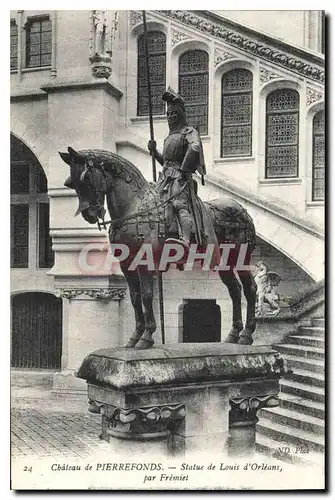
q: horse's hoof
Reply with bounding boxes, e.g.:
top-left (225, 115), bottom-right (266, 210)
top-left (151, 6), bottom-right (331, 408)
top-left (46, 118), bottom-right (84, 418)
top-left (124, 336), bottom-right (141, 348)
top-left (135, 338), bottom-right (154, 350)
top-left (224, 334), bottom-right (239, 344)
top-left (237, 335), bottom-right (253, 346)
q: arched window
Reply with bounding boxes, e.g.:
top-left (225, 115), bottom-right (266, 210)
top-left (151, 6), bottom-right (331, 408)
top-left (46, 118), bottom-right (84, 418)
top-left (265, 89), bottom-right (300, 178)
top-left (137, 31), bottom-right (166, 116)
top-left (312, 110), bottom-right (325, 201)
top-left (10, 135), bottom-right (54, 269)
top-left (179, 50), bottom-right (209, 135)
top-left (221, 69), bottom-right (253, 157)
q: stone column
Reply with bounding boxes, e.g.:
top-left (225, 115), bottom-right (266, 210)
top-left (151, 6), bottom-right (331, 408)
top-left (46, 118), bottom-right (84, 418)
top-left (228, 395), bottom-right (279, 457)
top-left (52, 284), bottom-right (127, 397)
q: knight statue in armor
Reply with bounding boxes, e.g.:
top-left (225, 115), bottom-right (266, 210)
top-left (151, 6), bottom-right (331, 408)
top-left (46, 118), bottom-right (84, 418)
top-left (148, 87), bottom-right (218, 254)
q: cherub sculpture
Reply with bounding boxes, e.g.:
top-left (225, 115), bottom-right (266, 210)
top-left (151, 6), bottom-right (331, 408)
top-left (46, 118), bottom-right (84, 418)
top-left (253, 260), bottom-right (281, 316)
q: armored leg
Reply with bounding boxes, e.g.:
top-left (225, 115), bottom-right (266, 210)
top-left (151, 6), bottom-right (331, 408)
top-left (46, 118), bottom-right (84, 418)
top-left (166, 180), bottom-right (192, 250)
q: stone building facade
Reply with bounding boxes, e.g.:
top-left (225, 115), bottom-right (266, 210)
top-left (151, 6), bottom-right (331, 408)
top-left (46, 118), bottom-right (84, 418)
top-left (10, 10), bottom-right (324, 394)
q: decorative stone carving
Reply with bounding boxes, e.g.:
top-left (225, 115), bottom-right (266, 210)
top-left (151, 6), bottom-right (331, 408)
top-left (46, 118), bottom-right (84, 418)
top-left (103, 404), bottom-right (186, 440)
top-left (89, 11), bottom-right (115, 79)
top-left (158, 10), bottom-right (324, 83)
top-left (253, 261), bottom-right (282, 317)
top-left (307, 87), bottom-right (324, 107)
top-left (228, 394), bottom-right (280, 456)
top-left (260, 66), bottom-right (281, 84)
top-left (129, 11), bottom-right (142, 27)
top-left (57, 289), bottom-right (83, 300)
top-left (92, 10), bottom-right (108, 55)
top-left (171, 29), bottom-right (191, 46)
top-left (214, 48), bottom-right (236, 65)
top-left (230, 395), bottom-right (280, 412)
top-left (56, 288), bottom-right (127, 301)
top-left (90, 57), bottom-right (112, 79)
top-left (84, 288), bottom-right (127, 300)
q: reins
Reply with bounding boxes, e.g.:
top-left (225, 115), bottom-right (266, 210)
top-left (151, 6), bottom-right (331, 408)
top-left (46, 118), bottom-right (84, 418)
top-left (96, 179), bottom-right (188, 232)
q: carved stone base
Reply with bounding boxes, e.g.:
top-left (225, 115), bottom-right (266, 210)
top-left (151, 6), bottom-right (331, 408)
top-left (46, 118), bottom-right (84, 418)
top-left (76, 343), bottom-right (286, 457)
top-left (89, 53), bottom-right (112, 79)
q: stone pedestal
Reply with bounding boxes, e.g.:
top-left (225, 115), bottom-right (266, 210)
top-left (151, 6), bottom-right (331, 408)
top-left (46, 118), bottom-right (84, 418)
top-left (77, 343), bottom-right (286, 457)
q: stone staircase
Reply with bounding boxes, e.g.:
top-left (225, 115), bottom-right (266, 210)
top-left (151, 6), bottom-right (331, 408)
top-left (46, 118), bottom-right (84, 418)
top-left (256, 317), bottom-right (325, 464)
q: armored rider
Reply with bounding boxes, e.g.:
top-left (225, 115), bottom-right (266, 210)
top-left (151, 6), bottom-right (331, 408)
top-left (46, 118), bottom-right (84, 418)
top-left (148, 87), bottom-right (212, 252)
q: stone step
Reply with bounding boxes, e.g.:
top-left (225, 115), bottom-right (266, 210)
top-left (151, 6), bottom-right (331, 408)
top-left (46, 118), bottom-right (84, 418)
top-left (280, 379), bottom-right (325, 403)
top-left (312, 318), bottom-right (325, 327)
top-left (286, 367), bottom-right (324, 388)
top-left (298, 326), bottom-right (325, 337)
top-left (255, 434), bottom-right (324, 466)
top-left (256, 417), bottom-right (325, 453)
top-left (284, 354), bottom-right (324, 375)
top-left (275, 344), bottom-right (324, 360)
top-left (287, 335), bottom-right (324, 349)
top-left (11, 369), bottom-right (55, 389)
top-left (259, 406), bottom-right (324, 435)
top-left (279, 392), bottom-right (325, 420)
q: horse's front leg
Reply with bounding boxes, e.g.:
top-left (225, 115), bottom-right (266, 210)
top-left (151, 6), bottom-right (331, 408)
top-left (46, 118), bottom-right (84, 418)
top-left (121, 265), bottom-right (145, 348)
top-left (219, 270), bottom-right (243, 343)
top-left (136, 270), bottom-right (156, 350)
top-left (236, 271), bottom-right (257, 345)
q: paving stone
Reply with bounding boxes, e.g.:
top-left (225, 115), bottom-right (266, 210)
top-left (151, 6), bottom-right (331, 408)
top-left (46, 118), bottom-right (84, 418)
top-left (11, 404), bottom-right (108, 459)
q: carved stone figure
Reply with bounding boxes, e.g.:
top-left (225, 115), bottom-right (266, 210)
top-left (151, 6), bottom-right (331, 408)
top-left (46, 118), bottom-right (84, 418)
top-left (93, 10), bottom-right (106, 55)
top-left (253, 260), bottom-right (282, 316)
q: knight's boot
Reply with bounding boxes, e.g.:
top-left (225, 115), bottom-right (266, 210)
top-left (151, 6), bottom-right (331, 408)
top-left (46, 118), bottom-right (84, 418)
top-left (166, 210), bottom-right (192, 252)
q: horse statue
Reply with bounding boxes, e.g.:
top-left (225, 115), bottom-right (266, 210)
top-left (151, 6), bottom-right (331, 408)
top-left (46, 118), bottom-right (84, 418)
top-left (59, 147), bottom-right (258, 348)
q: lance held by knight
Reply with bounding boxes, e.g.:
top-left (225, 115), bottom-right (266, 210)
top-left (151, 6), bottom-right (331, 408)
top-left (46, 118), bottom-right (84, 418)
top-left (148, 87), bottom-right (219, 263)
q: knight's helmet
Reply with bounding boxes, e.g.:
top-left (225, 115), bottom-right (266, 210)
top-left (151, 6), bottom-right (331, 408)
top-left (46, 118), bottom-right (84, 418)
top-left (162, 86), bottom-right (187, 124)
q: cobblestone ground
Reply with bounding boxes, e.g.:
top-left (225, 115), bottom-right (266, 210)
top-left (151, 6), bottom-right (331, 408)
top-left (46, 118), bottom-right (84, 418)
top-left (11, 391), bottom-right (111, 459)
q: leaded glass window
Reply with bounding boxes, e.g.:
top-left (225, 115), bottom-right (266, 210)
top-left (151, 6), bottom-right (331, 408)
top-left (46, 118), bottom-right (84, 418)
top-left (10, 20), bottom-right (18, 71)
top-left (265, 89), bottom-right (299, 178)
top-left (179, 50), bottom-right (209, 135)
top-left (221, 69), bottom-right (253, 157)
top-left (26, 17), bottom-right (52, 68)
top-left (10, 135), bottom-right (54, 269)
top-left (137, 31), bottom-right (166, 116)
top-left (312, 110), bottom-right (325, 201)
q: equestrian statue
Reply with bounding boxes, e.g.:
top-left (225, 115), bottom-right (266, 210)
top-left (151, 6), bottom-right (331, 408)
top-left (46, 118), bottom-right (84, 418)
top-left (60, 87), bottom-right (258, 349)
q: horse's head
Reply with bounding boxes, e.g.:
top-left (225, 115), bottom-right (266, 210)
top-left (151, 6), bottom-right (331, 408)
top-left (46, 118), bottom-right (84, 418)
top-left (59, 147), bottom-right (107, 225)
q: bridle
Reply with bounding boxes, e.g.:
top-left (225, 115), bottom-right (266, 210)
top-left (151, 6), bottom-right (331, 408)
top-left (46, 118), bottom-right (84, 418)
top-left (79, 154), bottom-right (109, 230)
top-left (79, 154), bottom-right (189, 232)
